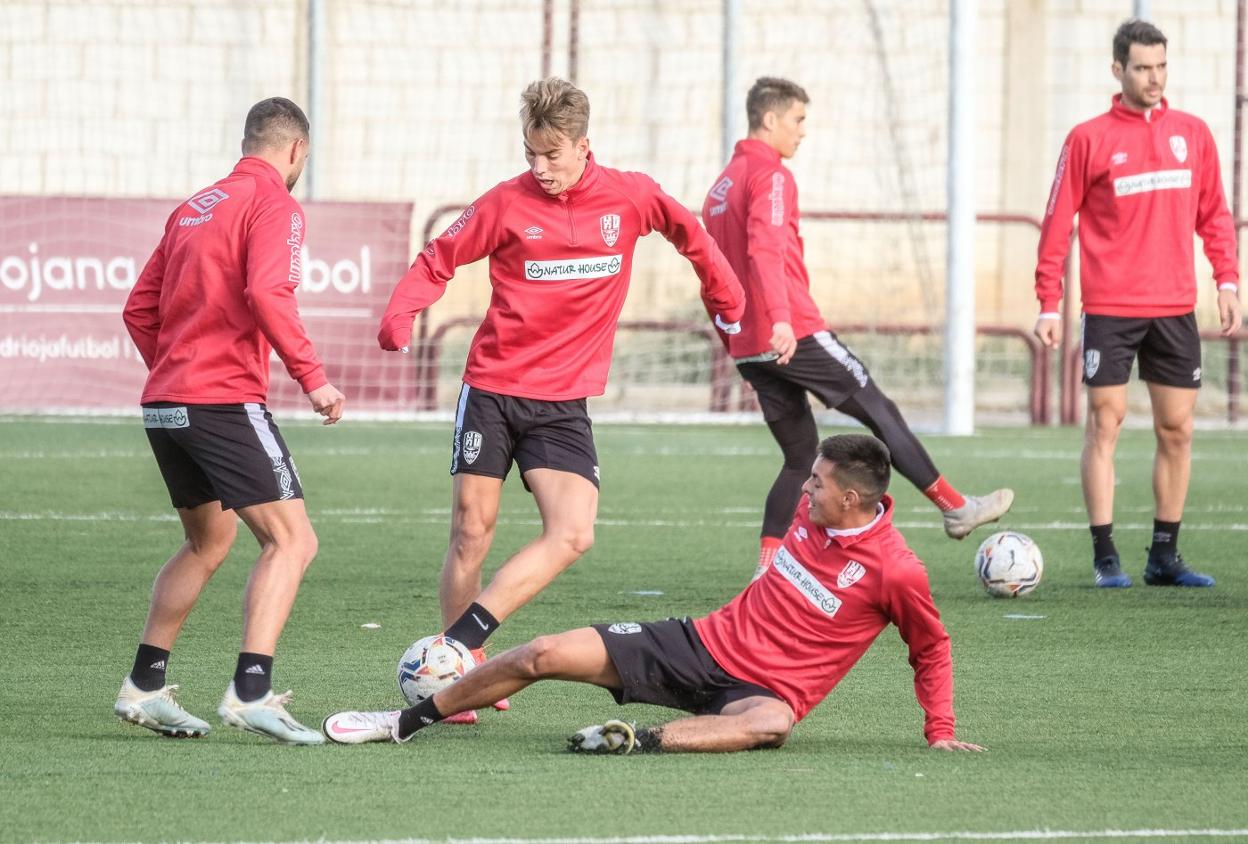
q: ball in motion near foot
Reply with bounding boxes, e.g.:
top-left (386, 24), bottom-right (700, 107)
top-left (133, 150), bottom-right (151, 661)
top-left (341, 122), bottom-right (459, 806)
top-left (398, 634), bottom-right (477, 705)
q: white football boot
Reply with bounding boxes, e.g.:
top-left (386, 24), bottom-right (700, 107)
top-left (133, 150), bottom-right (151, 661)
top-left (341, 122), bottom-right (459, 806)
top-left (942, 488), bottom-right (1015, 540)
top-left (322, 709), bottom-right (405, 744)
top-left (217, 682), bottom-right (324, 745)
top-left (114, 677), bottom-right (210, 738)
top-left (567, 719), bottom-right (636, 754)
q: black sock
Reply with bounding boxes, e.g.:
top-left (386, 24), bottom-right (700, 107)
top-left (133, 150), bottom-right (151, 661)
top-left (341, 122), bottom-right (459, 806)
top-left (397, 697), bottom-right (444, 739)
top-left (444, 602), bottom-right (499, 650)
top-left (130, 643), bottom-right (171, 692)
top-left (635, 726), bottom-right (664, 753)
top-left (234, 652), bottom-right (273, 702)
top-left (1090, 523), bottom-right (1117, 561)
top-left (1151, 519), bottom-right (1181, 556)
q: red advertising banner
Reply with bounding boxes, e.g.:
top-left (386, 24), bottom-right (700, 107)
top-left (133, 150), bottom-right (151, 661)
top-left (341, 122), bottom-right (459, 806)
top-left (0, 196), bottom-right (415, 414)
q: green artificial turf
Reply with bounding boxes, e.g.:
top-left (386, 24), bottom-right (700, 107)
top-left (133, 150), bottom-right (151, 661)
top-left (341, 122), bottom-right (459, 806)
top-left (1, 418), bottom-right (1245, 842)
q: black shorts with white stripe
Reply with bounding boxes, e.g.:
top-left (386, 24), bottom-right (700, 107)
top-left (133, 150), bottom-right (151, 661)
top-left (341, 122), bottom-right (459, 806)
top-left (735, 330), bottom-right (874, 422)
top-left (142, 402), bottom-right (304, 511)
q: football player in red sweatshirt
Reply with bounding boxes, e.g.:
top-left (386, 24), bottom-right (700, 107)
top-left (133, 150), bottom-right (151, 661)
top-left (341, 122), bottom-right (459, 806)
top-left (116, 98), bottom-right (345, 744)
top-left (1034, 20), bottom-right (1241, 589)
top-left (377, 78), bottom-right (745, 721)
top-left (324, 434), bottom-right (984, 755)
top-left (703, 77), bottom-right (1013, 581)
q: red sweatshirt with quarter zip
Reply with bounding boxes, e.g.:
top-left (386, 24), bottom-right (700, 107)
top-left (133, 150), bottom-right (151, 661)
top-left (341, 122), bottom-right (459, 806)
top-left (123, 157), bottom-right (327, 404)
top-left (379, 153), bottom-right (746, 401)
top-left (702, 139), bottom-right (827, 358)
top-left (1035, 96), bottom-right (1238, 317)
top-left (694, 495), bottom-right (956, 743)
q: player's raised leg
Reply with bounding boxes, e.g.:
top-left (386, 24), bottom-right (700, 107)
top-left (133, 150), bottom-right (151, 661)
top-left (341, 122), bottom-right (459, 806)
top-left (836, 382), bottom-right (1014, 540)
top-left (1082, 384), bottom-right (1132, 587)
top-left (115, 501), bottom-right (236, 738)
top-left (324, 627), bottom-right (619, 744)
top-left (217, 498), bottom-right (324, 745)
top-left (1143, 383), bottom-right (1213, 586)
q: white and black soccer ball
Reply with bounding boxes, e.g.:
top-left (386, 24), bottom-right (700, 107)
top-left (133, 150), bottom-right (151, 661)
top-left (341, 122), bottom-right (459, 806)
top-left (974, 531), bottom-right (1043, 598)
top-left (397, 634), bottom-right (477, 705)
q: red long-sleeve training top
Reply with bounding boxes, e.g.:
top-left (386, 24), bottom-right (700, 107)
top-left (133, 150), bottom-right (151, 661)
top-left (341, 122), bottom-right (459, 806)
top-left (123, 157), bottom-right (327, 404)
top-left (379, 153), bottom-right (746, 401)
top-left (702, 139), bottom-right (826, 358)
top-left (1035, 96), bottom-right (1238, 317)
top-left (695, 495), bottom-right (957, 744)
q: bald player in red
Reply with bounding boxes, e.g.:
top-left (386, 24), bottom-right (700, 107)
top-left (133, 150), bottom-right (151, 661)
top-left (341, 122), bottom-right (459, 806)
top-left (324, 434), bottom-right (984, 756)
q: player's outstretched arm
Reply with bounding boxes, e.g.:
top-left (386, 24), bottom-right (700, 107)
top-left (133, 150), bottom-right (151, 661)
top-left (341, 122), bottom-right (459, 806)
top-left (930, 738), bottom-right (986, 752)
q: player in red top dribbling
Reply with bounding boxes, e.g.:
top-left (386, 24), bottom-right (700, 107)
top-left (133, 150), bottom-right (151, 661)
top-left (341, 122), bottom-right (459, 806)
top-left (324, 434), bottom-right (984, 754)
top-left (377, 78), bottom-right (745, 721)
top-left (116, 98), bottom-right (345, 745)
top-left (1033, 20), bottom-right (1241, 589)
top-left (702, 77), bottom-right (1013, 580)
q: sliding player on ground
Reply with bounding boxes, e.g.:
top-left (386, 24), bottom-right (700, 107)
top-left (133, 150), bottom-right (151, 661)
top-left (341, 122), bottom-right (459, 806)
top-left (324, 435), bottom-right (984, 755)
top-left (377, 78), bottom-right (745, 722)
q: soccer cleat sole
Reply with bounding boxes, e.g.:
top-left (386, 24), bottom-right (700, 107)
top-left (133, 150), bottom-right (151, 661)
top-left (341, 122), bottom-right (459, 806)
top-left (116, 710), bottom-right (208, 739)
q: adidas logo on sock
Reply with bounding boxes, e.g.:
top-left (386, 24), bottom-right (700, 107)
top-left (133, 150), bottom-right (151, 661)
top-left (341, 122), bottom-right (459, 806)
top-left (244, 664), bottom-right (266, 675)
top-left (150, 660), bottom-right (167, 670)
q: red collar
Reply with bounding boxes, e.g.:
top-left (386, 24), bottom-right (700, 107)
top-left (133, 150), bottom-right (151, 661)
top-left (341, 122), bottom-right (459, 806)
top-left (735, 138), bottom-right (782, 162)
top-left (524, 151), bottom-right (601, 199)
top-left (232, 156), bottom-right (289, 190)
top-left (1110, 93), bottom-right (1168, 123)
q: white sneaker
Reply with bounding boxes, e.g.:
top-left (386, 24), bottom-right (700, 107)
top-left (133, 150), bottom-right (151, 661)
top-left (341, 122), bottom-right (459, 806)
top-left (322, 709), bottom-right (404, 744)
top-left (217, 682), bottom-right (324, 745)
top-left (943, 489), bottom-right (1015, 540)
top-left (567, 719), bottom-right (636, 754)
top-left (114, 677), bottom-right (210, 738)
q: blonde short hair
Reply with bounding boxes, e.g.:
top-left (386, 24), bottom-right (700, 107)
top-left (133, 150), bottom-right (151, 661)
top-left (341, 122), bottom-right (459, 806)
top-left (520, 78), bottom-right (590, 142)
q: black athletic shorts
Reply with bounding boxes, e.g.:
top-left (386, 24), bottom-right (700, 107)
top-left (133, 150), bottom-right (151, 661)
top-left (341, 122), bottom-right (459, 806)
top-left (450, 383), bottom-right (599, 489)
top-left (735, 330), bottom-right (873, 422)
top-left (593, 617), bottom-right (782, 714)
top-left (1081, 312), bottom-right (1202, 388)
top-left (143, 402), bottom-right (303, 511)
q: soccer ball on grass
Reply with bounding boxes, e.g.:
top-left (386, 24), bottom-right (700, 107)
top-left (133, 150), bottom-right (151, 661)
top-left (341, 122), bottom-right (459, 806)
top-left (398, 634), bottom-right (477, 705)
top-left (974, 531), bottom-right (1043, 598)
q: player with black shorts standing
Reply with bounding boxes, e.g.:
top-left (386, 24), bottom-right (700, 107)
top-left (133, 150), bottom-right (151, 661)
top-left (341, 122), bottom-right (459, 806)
top-left (376, 78), bottom-right (745, 723)
top-left (1034, 20), bottom-right (1241, 588)
top-left (323, 434), bottom-right (984, 755)
top-left (703, 77), bottom-right (1014, 580)
top-left (116, 98), bottom-right (344, 744)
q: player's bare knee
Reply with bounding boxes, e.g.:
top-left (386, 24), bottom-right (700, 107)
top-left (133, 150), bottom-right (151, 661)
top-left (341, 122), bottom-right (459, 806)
top-left (515, 635), bottom-right (563, 679)
top-left (1154, 416), bottom-right (1193, 450)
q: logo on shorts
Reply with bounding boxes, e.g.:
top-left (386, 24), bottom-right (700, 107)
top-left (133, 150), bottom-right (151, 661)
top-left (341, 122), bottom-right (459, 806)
top-left (1193, 367), bottom-right (1201, 381)
top-left (272, 456), bottom-right (295, 500)
top-left (600, 214), bottom-right (621, 247)
top-left (593, 465), bottom-right (601, 482)
top-left (608, 622), bottom-right (642, 635)
top-left (142, 407), bottom-right (189, 429)
top-left (1084, 349), bottom-right (1101, 379)
top-left (462, 431), bottom-right (482, 464)
top-left (1169, 135), bottom-right (1188, 163)
top-left (837, 560), bottom-right (867, 589)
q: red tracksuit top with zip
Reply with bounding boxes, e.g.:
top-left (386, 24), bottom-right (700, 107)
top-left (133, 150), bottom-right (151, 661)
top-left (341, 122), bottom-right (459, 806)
top-left (379, 153), bottom-right (746, 401)
top-left (702, 139), bottom-right (826, 358)
top-left (694, 495), bottom-right (956, 743)
top-left (123, 157), bottom-right (327, 404)
top-left (1035, 96), bottom-right (1238, 317)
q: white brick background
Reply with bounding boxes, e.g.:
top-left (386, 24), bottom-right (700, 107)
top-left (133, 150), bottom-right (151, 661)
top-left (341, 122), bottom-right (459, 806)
top-left (0, 0), bottom-right (1241, 328)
